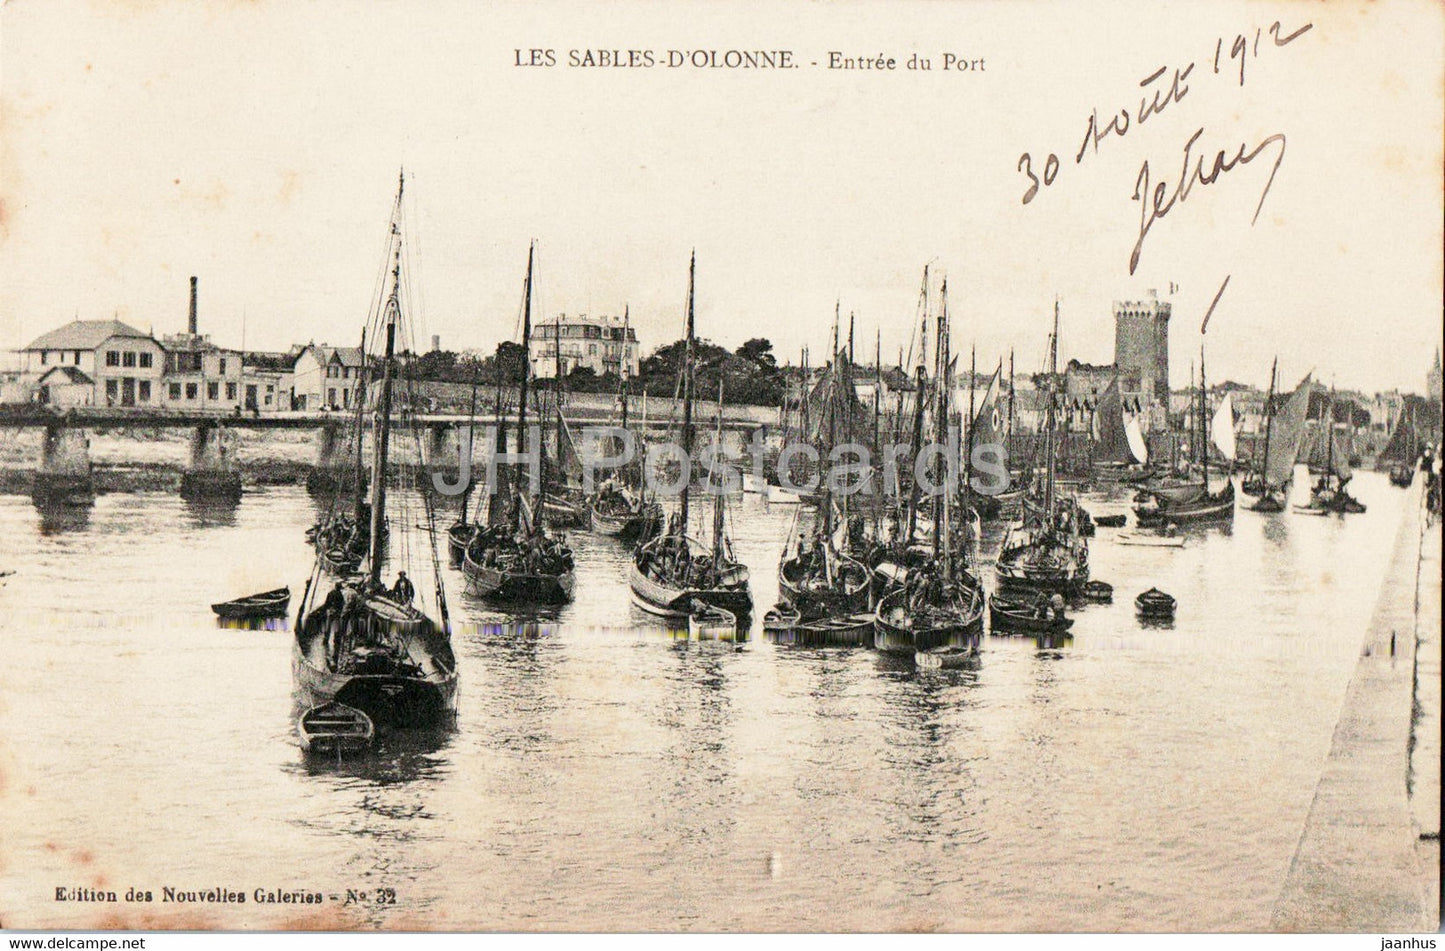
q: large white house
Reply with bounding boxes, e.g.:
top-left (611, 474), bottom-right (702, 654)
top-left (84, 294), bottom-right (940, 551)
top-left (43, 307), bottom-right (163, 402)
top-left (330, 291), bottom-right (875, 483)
top-left (18, 319), bottom-right (167, 408)
top-left (531, 313), bottom-right (639, 380)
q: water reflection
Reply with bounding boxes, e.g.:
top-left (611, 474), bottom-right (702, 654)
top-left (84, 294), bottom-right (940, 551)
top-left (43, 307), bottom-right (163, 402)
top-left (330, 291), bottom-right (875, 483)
top-left (185, 497), bottom-right (240, 528)
top-left (34, 500), bottom-right (91, 534)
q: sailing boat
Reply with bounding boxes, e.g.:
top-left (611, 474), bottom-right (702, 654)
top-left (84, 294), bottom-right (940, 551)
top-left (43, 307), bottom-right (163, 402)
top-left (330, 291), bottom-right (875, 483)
top-left (873, 275), bottom-right (986, 654)
top-left (1091, 375), bottom-right (1151, 480)
top-left (587, 307), bottom-right (663, 542)
top-left (1298, 387), bottom-right (1366, 515)
top-left (1381, 403), bottom-right (1421, 488)
top-left (776, 311), bottom-right (871, 619)
top-left (1244, 366), bottom-right (1312, 512)
top-left (628, 253), bottom-right (753, 619)
top-left (995, 301), bottom-right (1091, 594)
top-left (460, 244), bottom-right (579, 603)
top-left (539, 317), bottom-right (588, 528)
top-left (293, 176), bottom-right (458, 733)
top-left (1133, 346), bottom-right (1235, 526)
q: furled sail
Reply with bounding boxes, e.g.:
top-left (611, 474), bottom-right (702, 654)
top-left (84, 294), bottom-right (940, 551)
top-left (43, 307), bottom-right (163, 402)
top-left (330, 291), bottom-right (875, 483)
top-left (1210, 392), bottom-right (1237, 461)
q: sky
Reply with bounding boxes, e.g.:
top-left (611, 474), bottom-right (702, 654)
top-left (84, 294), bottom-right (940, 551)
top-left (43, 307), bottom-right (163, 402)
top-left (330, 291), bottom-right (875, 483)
top-left (0, 0), bottom-right (1441, 395)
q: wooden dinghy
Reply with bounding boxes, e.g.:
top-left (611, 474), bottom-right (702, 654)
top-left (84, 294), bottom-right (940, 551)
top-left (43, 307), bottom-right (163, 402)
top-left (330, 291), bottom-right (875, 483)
top-left (1093, 514), bottom-right (1128, 528)
top-left (762, 602), bottom-right (802, 634)
top-left (915, 645), bottom-right (976, 669)
top-left (988, 591), bottom-right (1074, 634)
top-left (211, 586), bottom-right (291, 619)
top-left (686, 598), bottom-right (738, 640)
top-left (298, 702), bottom-right (375, 757)
top-left (1081, 580), bottom-right (1113, 603)
top-left (1134, 587), bottom-right (1177, 620)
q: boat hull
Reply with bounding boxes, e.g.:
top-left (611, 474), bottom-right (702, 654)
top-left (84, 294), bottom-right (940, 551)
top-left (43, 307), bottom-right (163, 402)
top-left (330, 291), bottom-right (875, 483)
top-left (872, 586), bottom-right (984, 654)
top-left (461, 552), bottom-right (576, 604)
top-left (627, 561), bottom-right (752, 619)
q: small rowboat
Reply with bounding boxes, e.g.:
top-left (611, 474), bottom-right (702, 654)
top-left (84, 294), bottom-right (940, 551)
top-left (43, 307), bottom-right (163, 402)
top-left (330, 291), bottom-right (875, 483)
top-left (1093, 514), bottom-right (1127, 528)
top-left (989, 592), bottom-right (1073, 634)
top-left (1135, 587), bottom-right (1177, 620)
top-left (298, 702), bottom-right (375, 757)
top-left (1082, 580), bottom-right (1114, 603)
top-left (687, 599), bottom-right (738, 640)
top-left (1116, 531), bottom-right (1184, 548)
top-left (762, 603), bottom-right (802, 634)
top-left (915, 645), bottom-right (975, 669)
top-left (211, 586), bottom-right (290, 619)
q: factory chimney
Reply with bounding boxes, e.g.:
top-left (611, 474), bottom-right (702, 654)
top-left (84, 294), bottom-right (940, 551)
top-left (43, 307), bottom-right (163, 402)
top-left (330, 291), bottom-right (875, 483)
top-left (188, 276), bottom-right (198, 336)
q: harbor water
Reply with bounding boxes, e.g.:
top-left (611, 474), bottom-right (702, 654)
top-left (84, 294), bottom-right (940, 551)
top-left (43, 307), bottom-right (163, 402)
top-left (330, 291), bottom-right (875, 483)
top-left (0, 469), bottom-right (1416, 930)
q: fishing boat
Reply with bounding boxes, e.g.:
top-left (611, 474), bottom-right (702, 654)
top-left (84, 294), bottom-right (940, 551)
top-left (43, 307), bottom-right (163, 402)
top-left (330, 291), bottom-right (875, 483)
top-left (915, 645), bottom-right (975, 669)
top-left (1297, 387), bottom-right (1366, 515)
top-left (686, 599), bottom-right (738, 640)
top-left (461, 244), bottom-right (578, 604)
top-left (1093, 513), bottom-right (1127, 528)
top-left (996, 301), bottom-right (1090, 595)
top-left (874, 575), bottom-right (985, 653)
top-left (1135, 587), bottom-right (1177, 620)
top-left (988, 590), bottom-right (1073, 634)
top-left (776, 315), bottom-right (877, 620)
top-left (212, 586), bottom-right (290, 619)
top-left (1244, 363), bottom-right (1312, 512)
top-left (873, 273), bottom-right (986, 654)
top-left (297, 702), bottom-right (375, 757)
top-left (1082, 580), bottom-right (1113, 602)
top-left (293, 176), bottom-right (459, 735)
top-left (587, 312), bottom-right (665, 544)
top-left (628, 254), bottom-right (753, 619)
top-left (1091, 375), bottom-right (1152, 483)
top-left (1380, 404), bottom-right (1422, 488)
top-left (1134, 346), bottom-right (1236, 527)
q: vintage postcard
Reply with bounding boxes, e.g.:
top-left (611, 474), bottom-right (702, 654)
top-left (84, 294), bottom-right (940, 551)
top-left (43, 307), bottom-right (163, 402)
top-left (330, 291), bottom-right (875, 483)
top-left (0, 0), bottom-right (1440, 936)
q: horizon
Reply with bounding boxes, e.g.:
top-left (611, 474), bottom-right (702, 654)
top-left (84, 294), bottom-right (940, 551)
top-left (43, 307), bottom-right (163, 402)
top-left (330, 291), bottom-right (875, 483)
top-left (1, 0), bottom-right (1440, 398)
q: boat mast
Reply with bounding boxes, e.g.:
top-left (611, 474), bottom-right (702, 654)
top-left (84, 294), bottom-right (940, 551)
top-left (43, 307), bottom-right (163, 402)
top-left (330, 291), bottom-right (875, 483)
top-left (367, 240), bottom-right (401, 588)
top-left (619, 306), bottom-right (630, 432)
top-left (966, 342), bottom-right (976, 500)
top-left (1045, 299), bottom-right (1059, 518)
top-left (352, 326), bottom-right (368, 526)
top-left (934, 280), bottom-right (949, 575)
top-left (713, 379), bottom-right (726, 566)
top-left (1259, 357), bottom-right (1277, 488)
top-left (1007, 348), bottom-right (1015, 478)
top-left (905, 282), bottom-right (929, 546)
top-left (1325, 385), bottom-right (1336, 483)
top-left (679, 252), bottom-right (696, 535)
top-left (1199, 344), bottom-right (1209, 492)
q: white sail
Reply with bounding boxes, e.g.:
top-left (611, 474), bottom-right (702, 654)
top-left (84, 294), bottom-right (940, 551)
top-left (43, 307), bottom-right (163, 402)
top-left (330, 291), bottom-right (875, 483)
top-left (1210, 393), bottom-right (1237, 461)
top-left (1125, 415), bottom-right (1149, 464)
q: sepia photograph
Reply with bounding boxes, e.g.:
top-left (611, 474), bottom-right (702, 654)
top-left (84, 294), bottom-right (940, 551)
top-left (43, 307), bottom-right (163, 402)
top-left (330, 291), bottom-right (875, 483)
top-left (0, 0), bottom-right (1440, 938)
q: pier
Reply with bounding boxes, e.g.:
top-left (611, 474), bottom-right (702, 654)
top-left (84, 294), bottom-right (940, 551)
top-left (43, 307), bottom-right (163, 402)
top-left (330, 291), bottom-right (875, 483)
top-left (1271, 478), bottom-right (1442, 932)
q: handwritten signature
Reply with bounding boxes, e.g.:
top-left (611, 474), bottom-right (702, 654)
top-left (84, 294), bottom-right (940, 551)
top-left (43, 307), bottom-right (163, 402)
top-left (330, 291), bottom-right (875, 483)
top-left (1129, 127), bottom-right (1286, 275)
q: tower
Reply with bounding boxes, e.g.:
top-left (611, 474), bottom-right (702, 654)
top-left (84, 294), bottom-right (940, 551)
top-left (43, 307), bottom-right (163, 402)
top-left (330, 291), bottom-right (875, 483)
top-left (1429, 346), bottom-right (1442, 403)
top-left (1113, 289), bottom-right (1171, 408)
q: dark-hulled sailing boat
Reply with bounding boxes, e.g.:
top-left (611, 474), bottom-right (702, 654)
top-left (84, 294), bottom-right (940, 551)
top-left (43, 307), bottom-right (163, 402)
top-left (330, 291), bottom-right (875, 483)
top-left (1298, 386), bottom-right (1366, 515)
top-left (588, 307), bottom-right (663, 543)
top-left (872, 275), bottom-right (986, 654)
top-left (293, 176), bottom-right (458, 733)
top-left (995, 301), bottom-right (1091, 594)
top-left (1243, 364), bottom-right (1312, 512)
top-left (776, 310), bottom-right (872, 620)
top-left (460, 244), bottom-right (578, 603)
top-left (628, 253), bottom-right (752, 619)
top-left (1133, 346), bottom-right (1235, 527)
